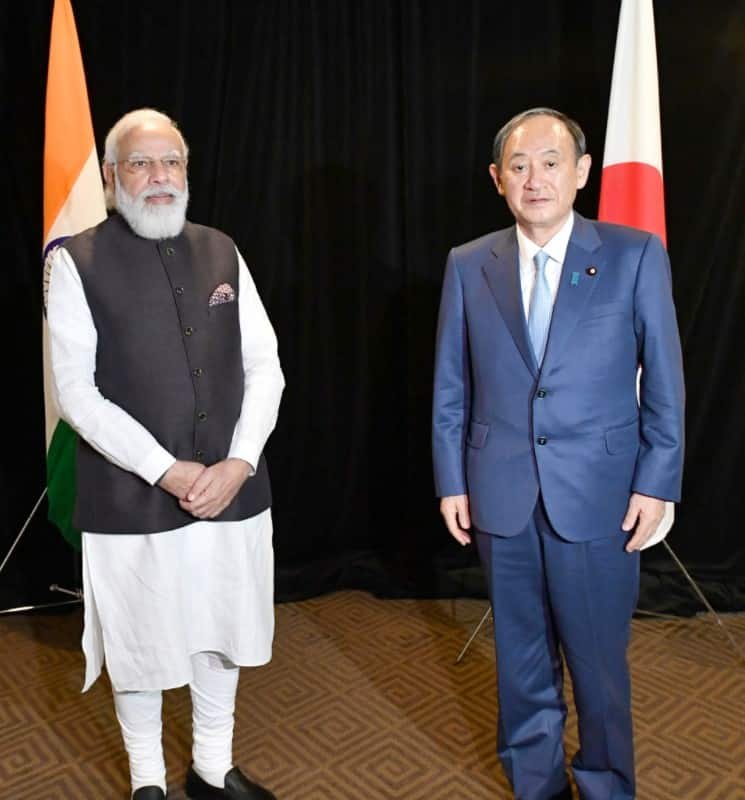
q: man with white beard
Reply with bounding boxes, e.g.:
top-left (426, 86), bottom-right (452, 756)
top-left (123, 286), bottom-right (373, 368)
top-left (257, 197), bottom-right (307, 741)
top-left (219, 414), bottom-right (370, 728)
top-left (46, 108), bottom-right (284, 800)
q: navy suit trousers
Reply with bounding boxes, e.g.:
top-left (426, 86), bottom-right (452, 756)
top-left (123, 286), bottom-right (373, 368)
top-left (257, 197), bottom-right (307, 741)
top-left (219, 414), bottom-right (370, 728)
top-left (476, 499), bottom-right (639, 800)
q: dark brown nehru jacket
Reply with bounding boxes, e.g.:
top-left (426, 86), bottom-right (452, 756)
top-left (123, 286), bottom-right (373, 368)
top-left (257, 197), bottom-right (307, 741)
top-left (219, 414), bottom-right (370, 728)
top-left (63, 214), bottom-right (272, 534)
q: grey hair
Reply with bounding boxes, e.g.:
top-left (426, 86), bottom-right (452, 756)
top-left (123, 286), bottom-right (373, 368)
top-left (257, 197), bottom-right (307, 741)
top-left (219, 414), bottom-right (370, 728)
top-left (492, 108), bottom-right (586, 168)
top-left (102, 108), bottom-right (189, 164)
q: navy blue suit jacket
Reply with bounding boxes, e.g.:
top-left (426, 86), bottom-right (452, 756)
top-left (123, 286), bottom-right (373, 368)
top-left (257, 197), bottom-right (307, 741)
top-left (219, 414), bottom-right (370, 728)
top-left (432, 213), bottom-right (685, 541)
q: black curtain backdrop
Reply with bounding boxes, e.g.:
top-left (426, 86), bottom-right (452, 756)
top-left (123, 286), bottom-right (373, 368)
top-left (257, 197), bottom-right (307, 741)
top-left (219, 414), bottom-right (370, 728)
top-left (2, 1), bottom-right (745, 613)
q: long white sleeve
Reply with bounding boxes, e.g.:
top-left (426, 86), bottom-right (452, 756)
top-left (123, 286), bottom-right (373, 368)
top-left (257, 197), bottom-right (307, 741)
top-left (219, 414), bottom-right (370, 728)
top-left (47, 248), bottom-right (176, 485)
top-left (227, 250), bottom-right (285, 471)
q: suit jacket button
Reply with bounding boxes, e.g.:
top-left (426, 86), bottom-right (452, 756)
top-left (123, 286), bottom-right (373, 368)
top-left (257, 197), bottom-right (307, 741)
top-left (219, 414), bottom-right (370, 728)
top-left (537, 389), bottom-right (547, 398)
top-left (198, 411), bottom-right (208, 421)
top-left (194, 449), bottom-right (204, 460)
top-left (192, 368), bottom-right (203, 377)
top-left (175, 286), bottom-right (184, 296)
top-left (184, 326), bottom-right (194, 336)
top-left (537, 436), bottom-right (547, 445)
top-left (166, 246), bottom-right (175, 256)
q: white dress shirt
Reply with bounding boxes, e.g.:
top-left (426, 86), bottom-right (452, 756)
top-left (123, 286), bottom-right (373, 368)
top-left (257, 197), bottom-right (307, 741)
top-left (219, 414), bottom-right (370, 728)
top-left (47, 241), bottom-right (284, 692)
top-left (516, 211), bottom-right (575, 320)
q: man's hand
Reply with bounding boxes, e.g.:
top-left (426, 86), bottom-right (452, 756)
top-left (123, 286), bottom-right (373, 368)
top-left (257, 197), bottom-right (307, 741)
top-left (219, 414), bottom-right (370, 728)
top-left (179, 458), bottom-right (252, 520)
top-left (440, 494), bottom-right (472, 546)
top-left (159, 460), bottom-right (206, 500)
top-left (622, 492), bottom-right (665, 552)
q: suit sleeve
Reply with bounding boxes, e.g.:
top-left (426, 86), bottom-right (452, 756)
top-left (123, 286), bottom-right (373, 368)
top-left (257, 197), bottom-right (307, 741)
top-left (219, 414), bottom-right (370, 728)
top-left (432, 249), bottom-right (471, 497)
top-left (631, 234), bottom-right (685, 501)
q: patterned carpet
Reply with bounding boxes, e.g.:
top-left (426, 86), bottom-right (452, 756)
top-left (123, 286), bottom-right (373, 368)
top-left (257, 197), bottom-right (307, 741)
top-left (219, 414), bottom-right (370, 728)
top-left (1, 592), bottom-right (744, 799)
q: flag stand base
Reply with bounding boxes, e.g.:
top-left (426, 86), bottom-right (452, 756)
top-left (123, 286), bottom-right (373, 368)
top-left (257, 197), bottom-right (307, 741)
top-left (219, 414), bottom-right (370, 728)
top-left (0, 487), bottom-right (83, 616)
top-left (454, 539), bottom-right (745, 670)
top-left (0, 598), bottom-right (82, 616)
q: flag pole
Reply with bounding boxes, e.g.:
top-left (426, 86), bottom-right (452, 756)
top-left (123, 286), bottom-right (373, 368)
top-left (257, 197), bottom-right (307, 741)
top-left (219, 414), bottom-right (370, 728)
top-left (595, 0), bottom-right (745, 663)
top-left (1, 0), bottom-right (105, 615)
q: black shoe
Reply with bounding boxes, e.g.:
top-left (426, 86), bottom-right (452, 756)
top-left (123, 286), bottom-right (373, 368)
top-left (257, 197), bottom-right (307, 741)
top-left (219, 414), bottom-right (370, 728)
top-left (132, 788), bottom-right (166, 800)
top-left (550, 786), bottom-right (574, 800)
top-left (185, 765), bottom-right (276, 799)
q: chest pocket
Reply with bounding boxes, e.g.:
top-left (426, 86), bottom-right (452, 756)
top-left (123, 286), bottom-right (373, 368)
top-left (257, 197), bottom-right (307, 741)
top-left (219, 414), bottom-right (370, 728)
top-left (583, 301), bottom-right (629, 322)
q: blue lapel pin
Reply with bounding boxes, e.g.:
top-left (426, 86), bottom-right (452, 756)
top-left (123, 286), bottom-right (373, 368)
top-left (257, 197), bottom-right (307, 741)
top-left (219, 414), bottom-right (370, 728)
top-left (570, 271), bottom-right (580, 286)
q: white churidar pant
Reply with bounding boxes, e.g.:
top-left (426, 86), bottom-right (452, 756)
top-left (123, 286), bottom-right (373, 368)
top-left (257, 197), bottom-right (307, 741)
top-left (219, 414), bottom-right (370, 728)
top-left (114, 650), bottom-right (241, 795)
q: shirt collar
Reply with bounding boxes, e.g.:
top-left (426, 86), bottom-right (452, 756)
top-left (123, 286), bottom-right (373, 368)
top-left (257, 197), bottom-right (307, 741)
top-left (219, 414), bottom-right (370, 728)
top-left (516, 211), bottom-right (575, 268)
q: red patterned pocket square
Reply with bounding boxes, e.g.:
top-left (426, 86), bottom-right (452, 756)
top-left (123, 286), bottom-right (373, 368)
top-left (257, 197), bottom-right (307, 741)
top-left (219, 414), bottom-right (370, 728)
top-left (208, 282), bottom-right (236, 306)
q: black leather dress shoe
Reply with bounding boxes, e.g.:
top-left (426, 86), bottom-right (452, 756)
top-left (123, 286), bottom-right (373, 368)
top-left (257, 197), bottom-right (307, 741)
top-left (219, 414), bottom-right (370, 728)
top-left (185, 765), bottom-right (276, 799)
top-left (132, 787), bottom-right (166, 800)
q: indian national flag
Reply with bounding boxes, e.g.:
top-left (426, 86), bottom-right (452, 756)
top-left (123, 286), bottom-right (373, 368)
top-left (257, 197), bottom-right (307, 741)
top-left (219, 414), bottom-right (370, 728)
top-left (43, 0), bottom-right (106, 550)
top-left (598, 0), bottom-right (673, 547)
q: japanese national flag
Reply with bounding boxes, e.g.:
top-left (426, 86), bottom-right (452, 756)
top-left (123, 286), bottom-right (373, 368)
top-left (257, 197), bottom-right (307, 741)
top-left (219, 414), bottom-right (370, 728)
top-left (598, 0), bottom-right (673, 548)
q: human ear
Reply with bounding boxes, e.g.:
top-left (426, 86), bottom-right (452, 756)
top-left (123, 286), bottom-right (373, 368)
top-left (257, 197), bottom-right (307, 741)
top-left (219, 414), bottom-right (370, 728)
top-left (576, 154), bottom-right (592, 188)
top-left (489, 163), bottom-right (504, 195)
top-left (102, 161), bottom-right (115, 192)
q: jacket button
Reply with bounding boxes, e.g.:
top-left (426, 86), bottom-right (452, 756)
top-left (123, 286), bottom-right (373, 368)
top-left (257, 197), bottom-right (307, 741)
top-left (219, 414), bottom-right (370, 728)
top-left (166, 246), bottom-right (175, 256)
top-left (184, 326), bottom-right (194, 336)
top-left (536, 389), bottom-right (547, 398)
top-left (197, 411), bottom-right (208, 421)
top-left (194, 450), bottom-right (204, 460)
top-left (536, 436), bottom-right (547, 446)
top-left (192, 368), bottom-right (203, 377)
top-left (175, 286), bottom-right (184, 295)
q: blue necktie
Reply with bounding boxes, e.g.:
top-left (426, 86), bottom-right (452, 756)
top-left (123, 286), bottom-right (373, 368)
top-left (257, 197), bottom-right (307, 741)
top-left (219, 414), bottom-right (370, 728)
top-left (528, 250), bottom-right (552, 366)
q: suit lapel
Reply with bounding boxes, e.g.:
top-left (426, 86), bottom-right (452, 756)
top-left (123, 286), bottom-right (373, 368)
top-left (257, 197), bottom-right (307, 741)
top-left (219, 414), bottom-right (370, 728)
top-left (542, 214), bottom-right (603, 368)
top-left (482, 233), bottom-right (537, 376)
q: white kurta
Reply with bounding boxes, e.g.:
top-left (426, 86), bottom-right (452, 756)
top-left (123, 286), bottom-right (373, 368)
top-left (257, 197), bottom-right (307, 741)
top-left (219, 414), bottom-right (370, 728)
top-left (47, 242), bottom-right (284, 692)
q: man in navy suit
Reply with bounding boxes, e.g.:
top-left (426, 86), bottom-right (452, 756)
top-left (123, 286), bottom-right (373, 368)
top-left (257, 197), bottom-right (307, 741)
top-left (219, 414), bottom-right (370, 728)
top-left (432, 108), bottom-right (684, 800)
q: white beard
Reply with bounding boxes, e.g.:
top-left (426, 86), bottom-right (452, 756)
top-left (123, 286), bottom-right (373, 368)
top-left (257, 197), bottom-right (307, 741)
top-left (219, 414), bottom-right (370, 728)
top-left (115, 177), bottom-right (189, 240)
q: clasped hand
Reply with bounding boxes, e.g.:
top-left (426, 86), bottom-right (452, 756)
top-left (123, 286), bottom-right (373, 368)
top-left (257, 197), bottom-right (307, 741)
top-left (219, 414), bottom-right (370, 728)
top-left (158, 458), bottom-right (252, 520)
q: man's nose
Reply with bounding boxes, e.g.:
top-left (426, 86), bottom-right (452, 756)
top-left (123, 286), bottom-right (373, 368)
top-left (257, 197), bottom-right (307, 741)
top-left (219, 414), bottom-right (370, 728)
top-left (524, 165), bottom-right (542, 190)
top-left (148, 161), bottom-right (168, 182)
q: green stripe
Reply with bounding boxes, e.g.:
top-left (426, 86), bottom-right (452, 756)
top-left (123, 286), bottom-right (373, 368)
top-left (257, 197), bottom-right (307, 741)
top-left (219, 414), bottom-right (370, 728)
top-left (47, 420), bottom-right (81, 551)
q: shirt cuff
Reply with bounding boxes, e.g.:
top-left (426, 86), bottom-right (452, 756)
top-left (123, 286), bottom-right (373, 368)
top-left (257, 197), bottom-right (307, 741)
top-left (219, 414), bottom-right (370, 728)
top-left (138, 447), bottom-right (177, 486)
top-left (227, 442), bottom-right (257, 476)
